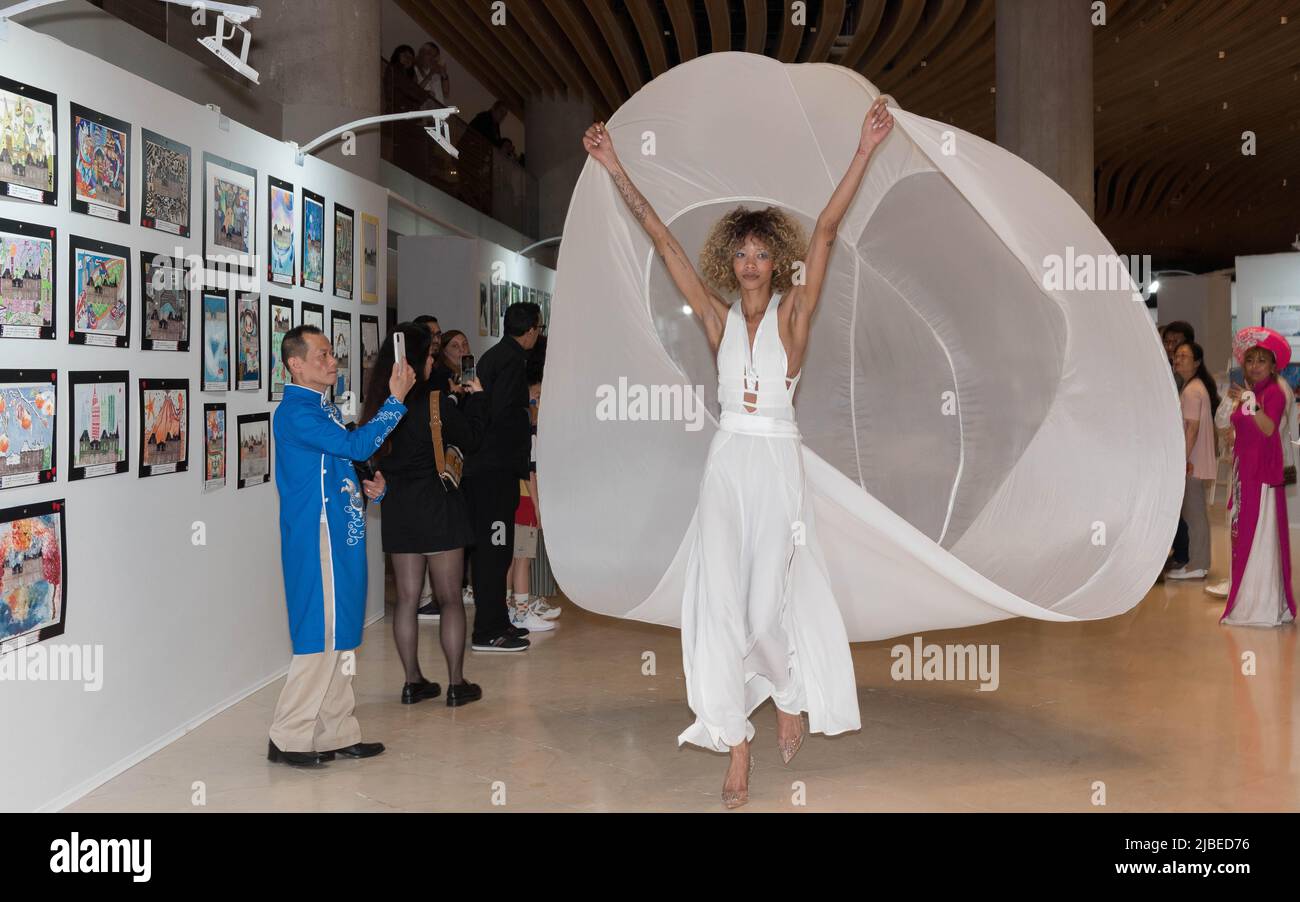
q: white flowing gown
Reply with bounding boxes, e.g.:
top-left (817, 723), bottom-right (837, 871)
top-left (678, 292), bottom-right (863, 751)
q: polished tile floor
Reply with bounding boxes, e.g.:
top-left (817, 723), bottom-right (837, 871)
top-left (68, 506), bottom-right (1299, 812)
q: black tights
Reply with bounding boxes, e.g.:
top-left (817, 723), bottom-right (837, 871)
top-left (391, 550), bottom-right (467, 685)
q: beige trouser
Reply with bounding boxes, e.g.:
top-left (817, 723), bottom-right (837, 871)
top-left (268, 521), bottom-right (362, 753)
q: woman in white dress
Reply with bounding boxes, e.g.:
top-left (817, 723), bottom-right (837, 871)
top-left (582, 96), bottom-right (894, 807)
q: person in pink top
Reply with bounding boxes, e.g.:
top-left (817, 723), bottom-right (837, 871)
top-left (1168, 341), bottom-right (1220, 579)
top-left (1221, 327), bottom-right (1297, 627)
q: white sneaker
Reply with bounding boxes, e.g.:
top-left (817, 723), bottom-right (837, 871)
top-left (462, 586), bottom-right (475, 606)
top-left (530, 597), bottom-right (561, 620)
top-left (1166, 567), bottom-right (1207, 580)
top-left (1205, 579), bottom-right (1230, 597)
top-left (510, 606), bottom-right (556, 632)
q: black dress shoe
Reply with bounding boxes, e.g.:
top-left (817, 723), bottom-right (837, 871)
top-left (267, 740), bottom-right (325, 767)
top-left (505, 623), bottom-right (529, 638)
top-left (446, 680), bottom-right (483, 707)
top-left (401, 679), bottom-right (442, 704)
top-left (319, 741), bottom-right (386, 761)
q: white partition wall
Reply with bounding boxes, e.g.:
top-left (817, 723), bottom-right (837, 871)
top-left (1, 23), bottom-right (390, 811)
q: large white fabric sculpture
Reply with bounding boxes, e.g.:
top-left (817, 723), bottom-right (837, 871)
top-left (539, 52), bottom-right (1183, 641)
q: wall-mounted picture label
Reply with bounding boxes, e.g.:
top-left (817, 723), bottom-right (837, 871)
top-left (301, 187), bottom-right (324, 292)
top-left (300, 300), bottom-right (323, 331)
top-left (333, 203), bottom-right (354, 300)
top-left (203, 402), bottom-right (226, 492)
top-left (138, 378), bottom-right (188, 477)
top-left (0, 370), bottom-right (57, 490)
top-left (359, 314), bottom-right (379, 404)
top-left (0, 217), bottom-right (56, 340)
top-left (0, 498), bottom-right (68, 657)
top-left (202, 152), bottom-right (257, 272)
top-left (267, 174), bottom-right (294, 286)
top-left (69, 102), bottom-right (130, 224)
top-left (140, 128), bottom-right (190, 237)
top-left (360, 212), bottom-right (379, 304)
top-left (67, 370), bottom-right (128, 482)
top-left (331, 309), bottom-right (352, 398)
top-left (0, 76), bottom-right (58, 206)
top-left (68, 235), bottom-right (130, 347)
top-left (235, 292), bottom-right (261, 391)
top-left (268, 296), bottom-right (293, 402)
top-left (200, 291), bottom-right (229, 391)
top-left (140, 252), bottom-right (190, 351)
top-left (237, 412), bottom-right (270, 489)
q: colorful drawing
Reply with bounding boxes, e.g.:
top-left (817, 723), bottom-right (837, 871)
top-left (0, 78), bottom-right (57, 203)
top-left (301, 301), bottom-right (323, 332)
top-left (141, 254), bottom-right (189, 350)
top-left (68, 371), bottom-right (127, 479)
top-left (141, 129), bottom-right (190, 236)
top-left (302, 188), bottom-right (324, 291)
top-left (0, 220), bottom-right (55, 339)
top-left (139, 380), bottom-right (188, 474)
top-left (334, 204), bottom-right (354, 299)
top-left (70, 240), bottom-right (129, 345)
top-left (269, 297), bottom-right (292, 402)
top-left (361, 212), bottom-right (379, 303)
top-left (0, 373), bottom-right (56, 489)
top-left (332, 310), bottom-right (352, 397)
top-left (237, 413), bottom-right (270, 488)
top-left (204, 403), bottom-right (226, 491)
top-left (236, 293), bottom-right (261, 390)
top-left (203, 153), bottom-right (256, 268)
top-left (0, 500), bottom-right (67, 654)
top-left (71, 104), bottom-right (129, 218)
top-left (480, 282), bottom-right (491, 336)
top-left (360, 315), bottom-right (379, 403)
top-left (201, 292), bottom-right (229, 391)
top-left (268, 176), bottom-right (294, 285)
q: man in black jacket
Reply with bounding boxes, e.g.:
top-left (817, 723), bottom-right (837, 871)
top-left (465, 301), bottom-right (541, 650)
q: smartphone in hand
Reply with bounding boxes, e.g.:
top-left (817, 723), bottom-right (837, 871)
top-left (460, 354), bottom-right (476, 385)
top-left (394, 330), bottom-right (406, 366)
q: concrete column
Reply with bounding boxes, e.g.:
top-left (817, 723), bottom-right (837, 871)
top-left (254, 0), bottom-right (382, 182)
top-left (524, 93), bottom-right (594, 268)
top-left (995, 0), bottom-right (1094, 218)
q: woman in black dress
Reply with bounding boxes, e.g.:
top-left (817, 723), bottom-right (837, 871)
top-left (361, 323), bottom-right (488, 707)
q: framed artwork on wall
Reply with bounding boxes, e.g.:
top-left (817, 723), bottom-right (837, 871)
top-left (202, 152), bottom-right (257, 273)
top-left (0, 75), bottom-right (58, 206)
top-left (301, 187), bottom-right (324, 292)
top-left (200, 290), bottom-right (229, 392)
top-left (140, 128), bottom-right (190, 237)
top-left (479, 282), bottom-right (491, 337)
top-left (0, 217), bottom-right (56, 341)
top-left (359, 314), bottom-right (379, 404)
top-left (138, 377), bottom-right (188, 477)
top-left (140, 251), bottom-right (190, 351)
top-left (237, 412), bottom-right (270, 489)
top-left (203, 402), bottom-right (226, 492)
top-left (300, 300), bottom-right (324, 331)
top-left (490, 283), bottom-right (500, 337)
top-left (67, 369), bottom-right (128, 482)
top-left (69, 102), bottom-right (129, 224)
top-left (268, 296), bottom-right (293, 402)
top-left (235, 292), bottom-right (261, 391)
top-left (0, 498), bottom-right (68, 657)
top-left (68, 235), bottom-right (130, 348)
top-left (333, 203), bottom-right (354, 300)
top-left (267, 175), bottom-right (295, 286)
top-left (360, 212), bottom-right (379, 304)
top-left (331, 309), bottom-right (352, 398)
top-left (0, 369), bottom-right (57, 490)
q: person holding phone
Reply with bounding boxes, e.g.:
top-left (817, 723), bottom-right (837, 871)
top-left (362, 323), bottom-right (489, 704)
top-left (1167, 341), bottom-right (1219, 580)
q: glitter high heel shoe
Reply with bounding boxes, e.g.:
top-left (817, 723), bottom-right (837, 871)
top-left (778, 712), bottom-right (805, 765)
top-left (721, 746), bottom-right (755, 809)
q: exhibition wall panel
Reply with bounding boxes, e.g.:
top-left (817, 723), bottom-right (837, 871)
top-left (0, 22), bottom-right (389, 811)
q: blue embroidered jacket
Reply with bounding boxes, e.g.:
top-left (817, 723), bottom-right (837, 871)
top-left (273, 383), bottom-right (406, 653)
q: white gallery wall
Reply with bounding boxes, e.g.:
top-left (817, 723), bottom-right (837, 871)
top-left (1, 22), bottom-right (390, 811)
top-left (1156, 272), bottom-right (1232, 380)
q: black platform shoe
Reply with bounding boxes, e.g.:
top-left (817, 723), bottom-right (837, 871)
top-left (446, 680), bottom-right (483, 707)
top-left (267, 740), bottom-right (325, 767)
top-left (319, 741), bottom-right (385, 761)
top-left (401, 679), bottom-right (442, 705)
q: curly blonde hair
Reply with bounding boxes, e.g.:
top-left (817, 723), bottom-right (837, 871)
top-left (698, 206), bottom-right (807, 296)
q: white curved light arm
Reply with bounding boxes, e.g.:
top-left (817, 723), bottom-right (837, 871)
top-left (292, 108), bottom-right (460, 165)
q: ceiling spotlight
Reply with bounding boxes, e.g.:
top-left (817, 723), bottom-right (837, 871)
top-left (197, 4), bottom-right (263, 84)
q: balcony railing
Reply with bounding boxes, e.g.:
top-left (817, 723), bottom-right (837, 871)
top-left (381, 62), bottom-right (538, 237)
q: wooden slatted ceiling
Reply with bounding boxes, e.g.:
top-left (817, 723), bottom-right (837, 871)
top-left (407, 0), bottom-right (1297, 271)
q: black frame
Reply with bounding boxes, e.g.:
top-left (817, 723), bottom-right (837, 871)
top-left (331, 308), bottom-right (352, 398)
top-left (201, 151), bottom-right (257, 274)
top-left (139, 128), bottom-right (191, 237)
top-left (68, 102), bottom-right (131, 224)
top-left (200, 290), bottom-right (230, 392)
top-left (0, 75), bottom-right (58, 206)
top-left (234, 291), bottom-right (262, 391)
top-left (67, 234), bottom-right (131, 348)
top-left (301, 187), bottom-right (324, 292)
top-left (202, 401), bottom-right (226, 491)
top-left (0, 368), bottom-right (57, 489)
top-left (67, 369), bottom-right (129, 481)
top-left (268, 296), bottom-right (294, 402)
top-left (267, 174), bottom-right (295, 286)
top-left (137, 377), bottom-right (189, 477)
top-left (236, 411), bottom-right (271, 489)
top-left (0, 498), bottom-right (68, 656)
top-left (360, 212), bottom-right (379, 304)
top-left (333, 203), bottom-right (354, 300)
top-left (359, 313), bottom-right (379, 405)
top-left (300, 300), bottom-right (324, 331)
top-left (0, 216), bottom-right (57, 340)
top-left (140, 251), bottom-right (191, 352)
